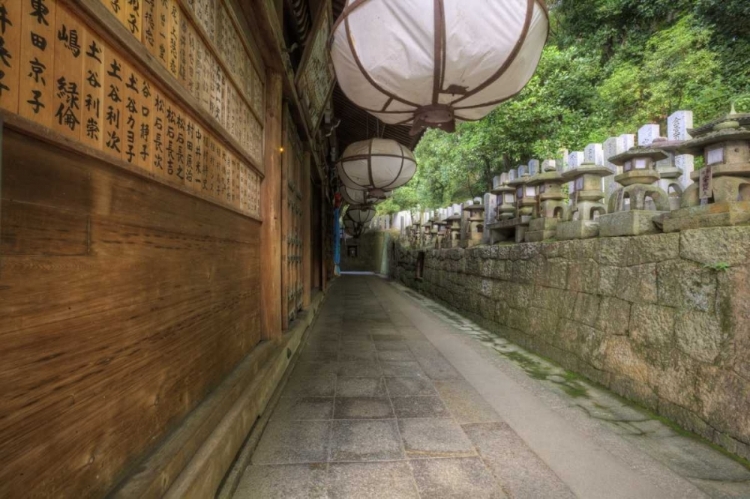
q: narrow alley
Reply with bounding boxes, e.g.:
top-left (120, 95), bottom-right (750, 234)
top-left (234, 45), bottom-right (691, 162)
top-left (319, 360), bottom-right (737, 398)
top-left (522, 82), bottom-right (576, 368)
top-left (231, 275), bottom-right (750, 499)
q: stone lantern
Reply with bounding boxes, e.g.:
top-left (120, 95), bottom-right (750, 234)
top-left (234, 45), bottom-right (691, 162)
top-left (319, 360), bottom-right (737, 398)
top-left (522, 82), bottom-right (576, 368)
top-left (663, 106), bottom-right (750, 232)
top-left (462, 198), bottom-right (485, 247)
top-left (525, 159), bottom-right (567, 242)
top-left (651, 138), bottom-right (686, 211)
top-left (556, 160), bottom-right (611, 240)
top-left (492, 172), bottom-right (517, 221)
top-left (509, 165), bottom-right (537, 217)
top-left (598, 145), bottom-right (671, 236)
top-left (435, 209), bottom-right (450, 249)
top-left (445, 204), bottom-right (463, 248)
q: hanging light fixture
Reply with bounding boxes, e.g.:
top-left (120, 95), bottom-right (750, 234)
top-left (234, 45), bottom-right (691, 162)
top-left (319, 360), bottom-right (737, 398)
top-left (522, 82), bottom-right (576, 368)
top-left (345, 204), bottom-right (377, 225)
top-left (340, 184), bottom-right (392, 205)
top-left (343, 217), bottom-right (365, 237)
top-left (331, 0), bottom-right (549, 135)
top-left (337, 138), bottom-right (417, 192)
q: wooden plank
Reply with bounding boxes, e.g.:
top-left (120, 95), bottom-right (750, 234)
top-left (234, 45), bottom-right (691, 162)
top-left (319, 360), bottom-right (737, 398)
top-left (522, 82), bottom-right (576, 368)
top-left (302, 151), bottom-right (311, 307)
top-left (81, 25), bottom-right (105, 149)
top-left (19, 0), bottom-right (57, 128)
top-left (0, 128), bottom-right (262, 498)
top-left (260, 71), bottom-right (282, 339)
top-left (0, 0), bottom-right (23, 113)
top-left (72, 0), bottom-right (265, 177)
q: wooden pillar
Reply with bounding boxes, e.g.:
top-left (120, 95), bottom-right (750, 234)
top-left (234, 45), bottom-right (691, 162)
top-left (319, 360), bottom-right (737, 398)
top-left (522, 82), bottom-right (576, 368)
top-left (302, 151), bottom-right (312, 307)
top-left (260, 72), bottom-right (283, 340)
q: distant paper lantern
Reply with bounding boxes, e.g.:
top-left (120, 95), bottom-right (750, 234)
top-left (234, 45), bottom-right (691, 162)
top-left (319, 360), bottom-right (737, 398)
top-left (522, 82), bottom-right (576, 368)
top-left (343, 217), bottom-right (364, 237)
top-left (345, 204), bottom-right (376, 224)
top-left (331, 0), bottom-right (549, 134)
top-left (337, 139), bottom-right (417, 192)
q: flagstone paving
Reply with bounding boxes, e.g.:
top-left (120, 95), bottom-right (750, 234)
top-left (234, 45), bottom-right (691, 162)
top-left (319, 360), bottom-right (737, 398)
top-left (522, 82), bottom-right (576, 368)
top-left (233, 275), bottom-right (750, 499)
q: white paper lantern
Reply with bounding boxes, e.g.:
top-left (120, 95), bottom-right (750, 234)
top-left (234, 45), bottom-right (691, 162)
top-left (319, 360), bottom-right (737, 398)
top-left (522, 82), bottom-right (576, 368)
top-left (345, 204), bottom-right (376, 224)
top-left (340, 185), bottom-right (392, 205)
top-left (331, 0), bottom-right (549, 134)
top-left (337, 139), bottom-right (417, 192)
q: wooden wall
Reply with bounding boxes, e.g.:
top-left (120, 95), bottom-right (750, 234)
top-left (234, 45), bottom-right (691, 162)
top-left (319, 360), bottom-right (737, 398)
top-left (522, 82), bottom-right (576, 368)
top-left (0, 129), bottom-right (262, 497)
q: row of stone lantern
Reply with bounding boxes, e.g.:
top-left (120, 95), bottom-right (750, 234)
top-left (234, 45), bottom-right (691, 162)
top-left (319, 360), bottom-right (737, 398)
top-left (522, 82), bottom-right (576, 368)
top-left (389, 107), bottom-right (750, 248)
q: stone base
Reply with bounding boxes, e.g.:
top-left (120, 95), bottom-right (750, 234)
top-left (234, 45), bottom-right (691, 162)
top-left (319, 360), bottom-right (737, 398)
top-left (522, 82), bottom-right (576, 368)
top-left (486, 217), bottom-right (529, 244)
top-left (599, 210), bottom-right (666, 237)
top-left (556, 219), bottom-right (599, 240)
top-left (525, 218), bottom-right (560, 243)
top-left (662, 201), bottom-right (750, 233)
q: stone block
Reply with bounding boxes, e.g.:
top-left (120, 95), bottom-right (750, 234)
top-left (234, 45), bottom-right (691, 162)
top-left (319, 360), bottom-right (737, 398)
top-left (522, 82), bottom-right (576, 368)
top-left (616, 264), bottom-right (658, 304)
top-left (573, 293), bottom-right (601, 328)
top-left (597, 237), bottom-right (629, 266)
top-left (556, 219), bottom-right (599, 240)
top-left (599, 211), bottom-right (665, 237)
top-left (567, 260), bottom-right (600, 294)
top-left (601, 337), bottom-right (653, 386)
top-left (695, 364), bottom-right (750, 446)
top-left (541, 260), bottom-right (569, 289)
top-left (656, 260), bottom-right (717, 313)
top-left (596, 297), bottom-right (632, 336)
top-left (507, 307), bottom-right (530, 332)
top-left (541, 240), bottom-right (571, 259)
top-left (624, 233), bottom-right (679, 266)
top-left (528, 307), bottom-right (559, 337)
top-left (663, 201), bottom-right (750, 233)
top-left (674, 310), bottom-right (726, 364)
top-left (598, 265), bottom-right (619, 296)
top-left (629, 303), bottom-right (676, 367)
top-left (679, 226), bottom-right (750, 266)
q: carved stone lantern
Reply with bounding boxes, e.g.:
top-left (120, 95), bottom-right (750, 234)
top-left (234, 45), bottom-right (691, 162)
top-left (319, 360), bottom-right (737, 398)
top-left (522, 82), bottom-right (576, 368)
top-left (524, 160), bottom-right (567, 242)
top-left (445, 204), bottom-right (463, 248)
top-left (462, 198), bottom-right (485, 247)
top-left (662, 106), bottom-right (750, 232)
top-left (492, 172), bottom-right (517, 221)
top-left (556, 161), bottom-right (611, 240)
top-left (509, 165), bottom-right (537, 219)
top-left (598, 146), bottom-right (670, 236)
top-left (651, 138), bottom-right (686, 211)
top-left (331, 0), bottom-right (549, 134)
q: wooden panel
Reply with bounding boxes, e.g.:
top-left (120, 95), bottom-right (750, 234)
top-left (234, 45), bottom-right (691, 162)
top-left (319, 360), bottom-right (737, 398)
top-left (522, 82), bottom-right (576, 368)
top-left (0, 0), bottom-right (23, 113)
top-left (0, 128), bottom-right (262, 498)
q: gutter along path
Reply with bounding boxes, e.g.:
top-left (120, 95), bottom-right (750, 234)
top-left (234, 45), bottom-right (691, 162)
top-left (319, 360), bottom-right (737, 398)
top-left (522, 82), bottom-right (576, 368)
top-left (233, 275), bottom-right (750, 498)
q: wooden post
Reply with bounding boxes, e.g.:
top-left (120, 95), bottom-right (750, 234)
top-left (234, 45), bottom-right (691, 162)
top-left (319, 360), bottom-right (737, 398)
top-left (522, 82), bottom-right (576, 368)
top-left (302, 151), bottom-right (312, 307)
top-left (260, 71), bottom-right (283, 340)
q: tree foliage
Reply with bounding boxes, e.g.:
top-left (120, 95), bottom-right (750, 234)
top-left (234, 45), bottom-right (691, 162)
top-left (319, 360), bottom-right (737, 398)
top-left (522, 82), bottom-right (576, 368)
top-left (377, 0), bottom-right (750, 214)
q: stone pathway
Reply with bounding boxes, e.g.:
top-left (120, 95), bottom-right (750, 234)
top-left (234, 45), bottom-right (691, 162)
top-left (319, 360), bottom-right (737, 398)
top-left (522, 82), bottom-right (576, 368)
top-left (233, 275), bottom-right (750, 499)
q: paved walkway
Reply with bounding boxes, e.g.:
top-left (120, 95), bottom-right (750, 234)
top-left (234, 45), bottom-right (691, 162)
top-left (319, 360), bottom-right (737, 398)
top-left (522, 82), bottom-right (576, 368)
top-left (233, 275), bottom-right (750, 499)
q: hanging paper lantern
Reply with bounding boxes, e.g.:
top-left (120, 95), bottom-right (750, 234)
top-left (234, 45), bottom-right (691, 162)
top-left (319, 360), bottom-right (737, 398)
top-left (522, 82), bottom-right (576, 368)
top-left (340, 185), bottom-right (392, 205)
top-left (345, 204), bottom-right (377, 224)
top-left (343, 217), bottom-right (364, 238)
top-left (337, 139), bottom-right (417, 192)
top-left (331, 0), bottom-right (549, 134)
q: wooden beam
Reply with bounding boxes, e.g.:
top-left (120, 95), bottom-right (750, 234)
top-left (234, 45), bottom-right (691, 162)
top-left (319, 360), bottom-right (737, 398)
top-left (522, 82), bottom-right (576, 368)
top-left (302, 151), bottom-right (312, 307)
top-left (260, 72), bottom-right (284, 340)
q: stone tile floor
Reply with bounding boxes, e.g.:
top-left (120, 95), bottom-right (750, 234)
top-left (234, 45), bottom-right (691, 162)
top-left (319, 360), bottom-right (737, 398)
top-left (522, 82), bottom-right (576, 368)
top-left (234, 277), bottom-right (571, 499)
top-left (233, 276), bottom-right (750, 498)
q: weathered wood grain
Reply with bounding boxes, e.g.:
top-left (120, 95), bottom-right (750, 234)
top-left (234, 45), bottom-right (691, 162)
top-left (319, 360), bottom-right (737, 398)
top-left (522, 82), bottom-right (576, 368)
top-left (0, 129), bottom-right (262, 498)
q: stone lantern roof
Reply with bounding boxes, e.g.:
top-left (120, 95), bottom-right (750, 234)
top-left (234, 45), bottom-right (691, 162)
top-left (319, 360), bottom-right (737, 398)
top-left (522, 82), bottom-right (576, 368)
top-left (560, 162), bottom-right (612, 182)
top-left (608, 146), bottom-right (666, 187)
top-left (677, 108), bottom-right (750, 157)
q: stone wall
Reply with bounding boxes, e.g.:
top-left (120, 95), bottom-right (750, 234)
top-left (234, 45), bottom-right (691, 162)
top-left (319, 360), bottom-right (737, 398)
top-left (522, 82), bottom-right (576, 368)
top-left (392, 227), bottom-right (750, 460)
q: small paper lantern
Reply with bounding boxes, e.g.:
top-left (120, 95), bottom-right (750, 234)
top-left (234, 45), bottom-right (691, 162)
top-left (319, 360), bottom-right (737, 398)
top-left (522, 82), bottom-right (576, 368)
top-left (345, 204), bottom-right (376, 224)
top-left (331, 0), bottom-right (549, 134)
top-left (343, 217), bottom-right (364, 237)
top-left (337, 139), bottom-right (417, 192)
